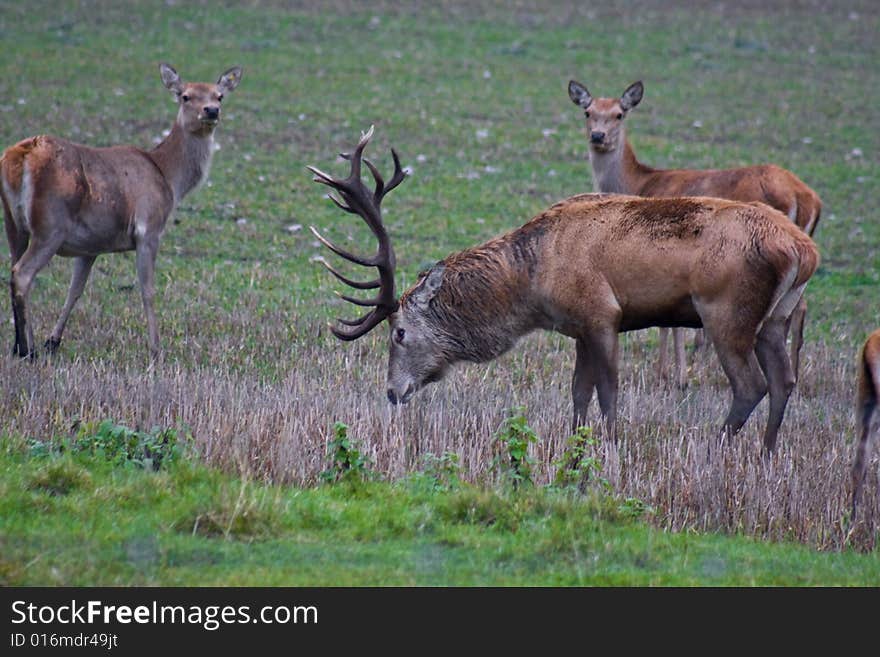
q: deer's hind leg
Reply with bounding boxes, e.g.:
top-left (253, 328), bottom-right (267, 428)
top-left (699, 296), bottom-right (769, 442)
top-left (9, 231), bottom-right (66, 358)
top-left (4, 209), bottom-right (30, 356)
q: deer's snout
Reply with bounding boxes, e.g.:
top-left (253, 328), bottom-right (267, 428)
top-left (387, 383), bottom-right (414, 405)
top-left (203, 106), bottom-right (220, 121)
top-left (590, 131), bottom-right (606, 145)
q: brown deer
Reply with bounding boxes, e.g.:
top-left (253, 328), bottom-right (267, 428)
top-left (851, 329), bottom-right (880, 520)
top-left (568, 80), bottom-right (822, 388)
top-left (309, 128), bottom-right (819, 451)
top-left (1, 63), bottom-right (242, 359)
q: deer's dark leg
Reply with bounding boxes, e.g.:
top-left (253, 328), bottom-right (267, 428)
top-left (787, 296), bottom-right (807, 382)
top-left (5, 209), bottom-right (29, 356)
top-left (572, 337), bottom-right (598, 432)
top-left (9, 228), bottom-right (65, 359)
top-left (851, 402), bottom-right (877, 521)
top-left (576, 328), bottom-right (620, 441)
top-left (755, 319), bottom-right (796, 453)
top-left (46, 255), bottom-right (97, 354)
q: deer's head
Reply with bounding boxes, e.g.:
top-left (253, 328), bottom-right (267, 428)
top-left (309, 127), bottom-right (458, 405)
top-left (160, 63), bottom-right (242, 136)
top-left (568, 80), bottom-right (643, 153)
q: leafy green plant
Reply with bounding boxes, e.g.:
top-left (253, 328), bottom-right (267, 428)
top-left (320, 422), bottom-right (373, 484)
top-left (491, 408), bottom-right (537, 489)
top-left (552, 425), bottom-right (610, 493)
top-left (71, 420), bottom-right (184, 470)
top-left (410, 451), bottom-right (462, 493)
top-left (28, 420), bottom-right (186, 471)
top-left (618, 497), bottom-right (654, 521)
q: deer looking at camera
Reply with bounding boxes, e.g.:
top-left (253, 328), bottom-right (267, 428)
top-left (1, 63), bottom-right (242, 359)
top-left (309, 127), bottom-right (819, 452)
top-left (852, 329), bottom-right (880, 520)
top-left (568, 80), bottom-right (822, 388)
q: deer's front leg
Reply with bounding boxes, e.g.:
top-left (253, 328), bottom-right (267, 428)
top-left (135, 235), bottom-right (161, 360)
top-left (47, 254), bottom-right (97, 354)
top-left (573, 328), bottom-right (620, 440)
top-left (591, 328), bottom-right (620, 441)
top-left (572, 337), bottom-right (597, 431)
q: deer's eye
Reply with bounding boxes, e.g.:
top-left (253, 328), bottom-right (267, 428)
top-left (217, 94), bottom-right (224, 102)
top-left (181, 94), bottom-right (190, 103)
top-left (617, 113), bottom-right (623, 120)
top-left (395, 328), bottom-right (406, 343)
top-left (584, 111), bottom-right (590, 118)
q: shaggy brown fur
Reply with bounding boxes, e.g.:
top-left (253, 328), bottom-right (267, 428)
top-left (388, 193), bottom-right (819, 451)
top-left (852, 329), bottom-right (880, 519)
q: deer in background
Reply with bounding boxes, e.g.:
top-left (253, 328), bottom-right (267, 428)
top-left (309, 128), bottom-right (819, 452)
top-left (568, 79), bottom-right (822, 388)
top-left (1, 63), bottom-right (242, 359)
top-left (852, 329), bottom-right (880, 520)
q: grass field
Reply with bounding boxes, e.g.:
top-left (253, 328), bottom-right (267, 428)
top-left (1, 1), bottom-right (879, 584)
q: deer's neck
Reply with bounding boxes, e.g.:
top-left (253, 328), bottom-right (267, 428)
top-left (428, 221), bottom-right (548, 363)
top-left (149, 121), bottom-right (215, 204)
top-left (588, 136), bottom-right (653, 195)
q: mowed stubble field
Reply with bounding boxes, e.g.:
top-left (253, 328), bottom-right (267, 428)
top-left (0, 1), bottom-right (879, 582)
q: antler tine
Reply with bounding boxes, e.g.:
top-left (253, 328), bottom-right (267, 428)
top-left (326, 192), bottom-right (356, 214)
top-left (344, 125), bottom-right (375, 185)
top-left (330, 313), bottom-right (387, 341)
top-left (309, 226), bottom-right (376, 267)
top-left (306, 164), bottom-right (340, 187)
top-left (337, 312), bottom-right (377, 327)
top-left (336, 291), bottom-right (385, 307)
top-left (317, 258), bottom-right (380, 290)
top-left (381, 148), bottom-right (407, 199)
top-left (363, 157), bottom-right (386, 199)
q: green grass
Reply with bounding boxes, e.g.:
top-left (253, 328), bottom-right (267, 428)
top-left (0, 1), bottom-right (876, 375)
top-left (2, 442), bottom-right (878, 586)
top-left (1, 1), bottom-right (879, 583)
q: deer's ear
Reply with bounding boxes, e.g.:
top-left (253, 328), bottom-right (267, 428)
top-left (411, 264), bottom-right (445, 307)
top-left (620, 81), bottom-right (643, 111)
top-left (568, 80), bottom-right (592, 109)
top-left (217, 66), bottom-right (243, 93)
top-left (159, 63), bottom-right (183, 95)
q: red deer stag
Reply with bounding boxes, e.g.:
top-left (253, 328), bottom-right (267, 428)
top-left (851, 329), bottom-right (880, 520)
top-left (568, 80), bottom-right (822, 388)
top-left (1, 63), bottom-right (242, 359)
top-left (309, 128), bottom-right (819, 452)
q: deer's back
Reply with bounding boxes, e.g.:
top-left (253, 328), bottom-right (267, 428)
top-left (1, 135), bottom-right (173, 250)
top-left (532, 194), bottom-right (817, 327)
top-left (637, 163), bottom-right (820, 231)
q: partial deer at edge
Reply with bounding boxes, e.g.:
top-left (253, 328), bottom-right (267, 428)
top-left (1, 63), bottom-right (242, 360)
top-left (309, 128), bottom-right (819, 453)
top-left (852, 329), bottom-right (880, 520)
top-left (568, 79), bottom-right (822, 389)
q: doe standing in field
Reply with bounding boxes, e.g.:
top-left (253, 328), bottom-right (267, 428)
top-left (568, 79), bottom-right (822, 388)
top-left (0, 63), bottom-right (242, 359)
top-left (851, 329), bottom-right (880, 520)
top-left (309, 127), bottom-right (819, 452)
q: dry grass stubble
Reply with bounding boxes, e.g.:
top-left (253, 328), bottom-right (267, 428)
top-left (0, 322), bottom-right (875, 551)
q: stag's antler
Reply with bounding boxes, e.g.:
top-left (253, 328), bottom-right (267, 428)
top-left (308, 126), bottom-right (406, 340)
